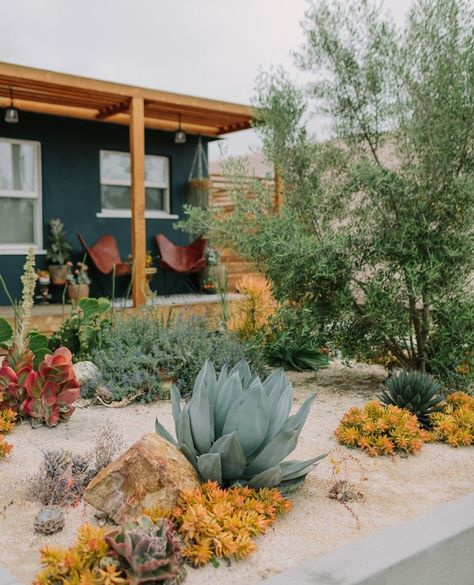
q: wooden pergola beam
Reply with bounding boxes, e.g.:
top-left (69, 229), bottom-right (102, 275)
top-left (96, 101), bottom-right (130, 119)
top-left (129, 96), bottom-right (147, 308)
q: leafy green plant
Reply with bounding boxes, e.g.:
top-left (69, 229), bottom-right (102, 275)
top-left (49, 297), bottom-right (111, 361)
top-left (264, 303), bottom-right (330, 371)
top-left (46, 218), bottom-right (72, 265)
top-left (155, 359), bottom-right (326, 493)
top-left (105, 516), bottom-right (186, 585)
top-left (0, 318), bottom-right (49, 369)
top-left (379, 370), bottom-right (444, 427)
top-left (84, 313), bottom-right (266, 402)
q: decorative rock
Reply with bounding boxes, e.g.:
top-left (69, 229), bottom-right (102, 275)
top-left (34, 506), bottom-right (65, 535)
top-left (73, 361), bottom-right (101, 387)
top-left (84, 433), bottom-right (200, 523)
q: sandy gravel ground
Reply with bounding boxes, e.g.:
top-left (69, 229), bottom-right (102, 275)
top-left (1, 361), bottom-right (473, 585)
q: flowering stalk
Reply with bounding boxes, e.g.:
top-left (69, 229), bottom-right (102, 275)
top-left (13, 247), bottom-right (38, 356)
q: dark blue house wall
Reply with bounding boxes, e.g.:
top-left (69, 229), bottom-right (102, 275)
top-left (0, 112), bottom-right (210, 303)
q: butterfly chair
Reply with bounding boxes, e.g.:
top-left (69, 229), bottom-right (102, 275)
top-left (155, 234), bottom-right (206, 294)
top-left (77, 233), bottom-right (131, 297)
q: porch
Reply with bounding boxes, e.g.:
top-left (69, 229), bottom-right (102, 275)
top-left (0, 292), bottom-right (243, 335)
top-left (0, 62), bottom-right (254, 307)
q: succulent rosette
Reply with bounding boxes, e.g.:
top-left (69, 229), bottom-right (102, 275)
top-left (22, 348), bottom-right (79, 426)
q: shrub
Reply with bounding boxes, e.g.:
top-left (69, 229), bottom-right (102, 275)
top-left (335, 400), bottom-right (427, 456)
top-left (85, 314), bottom-right (266, 401)
top-left (49, 297), bottom-right (111, 362)
top-left (144, 481), bottom-right (292, 566)
top-left (155, 360), bottom-right (326, 492)
top-left (379, 370), bottom-right (444, 427)
top-left (264, 303), bottom-right (330, 371)
top-left (428, 392), bottom-right (474, 447)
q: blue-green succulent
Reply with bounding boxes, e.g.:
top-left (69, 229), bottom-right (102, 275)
top-left (155, 359), bottom-right (326, 493)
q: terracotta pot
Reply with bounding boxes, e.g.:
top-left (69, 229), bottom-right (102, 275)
top-left (49, 265), bottom-right (69, 285)
top-left (67, 283), bottom-right (90, 302)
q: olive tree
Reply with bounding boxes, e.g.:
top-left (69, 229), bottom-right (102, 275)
top-left (179, 0), bottom-right (474, 387)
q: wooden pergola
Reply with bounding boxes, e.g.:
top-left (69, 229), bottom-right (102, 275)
top-left (0, 62), bottom-right (253, 306)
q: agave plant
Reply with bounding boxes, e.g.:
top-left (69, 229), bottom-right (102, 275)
top-left (105, 516), bottom-right (185, 585)
top-left (269, 342), bottom-right (330, 372)
top-left (22, 347), bottom-right (79, 426)
top-left (379, 369), bottom-right (444, 427)
top-left (155, 359), bottom-right (326, 493)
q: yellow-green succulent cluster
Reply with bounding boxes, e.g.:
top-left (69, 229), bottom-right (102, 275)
top-left (33, 524), bottom-right (125, 585)
top-left (428, 392), bottom-right (474, 447)
top-left (0, 393), bottom-right (16, 460)
top-left (335, 400), bottom-right (426, 456)
top-left (144, 480), bottom-right (292, 566)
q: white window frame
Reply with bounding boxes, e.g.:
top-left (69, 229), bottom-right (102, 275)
top-left (0, 137), bottom-right (45, 255)
top-left (97, 149), bottom-right (177, 219)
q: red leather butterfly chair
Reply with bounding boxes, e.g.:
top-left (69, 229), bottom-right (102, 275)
top-left (77, 233), bottom-right (131, 296)
top-left (155, 234), bottom-right (206, 293)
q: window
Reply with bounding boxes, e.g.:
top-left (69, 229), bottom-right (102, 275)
top-left (0, 138), bottom-right (43, 254)
top-left (99, 150), bottom-right (174, 218)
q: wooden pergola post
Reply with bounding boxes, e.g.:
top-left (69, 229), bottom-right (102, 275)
top-left (129, 96), bottom-right (147, 307)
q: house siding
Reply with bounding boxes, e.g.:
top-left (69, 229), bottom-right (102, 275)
top-left (0, 112), bottom-right (210, 303)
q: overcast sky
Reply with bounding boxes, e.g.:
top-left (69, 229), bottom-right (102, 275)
top-left (0, 0), bottom-right (414, 159)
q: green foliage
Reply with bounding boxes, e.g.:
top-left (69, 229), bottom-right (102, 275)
top-left (263, 303), bottom-right (330, 371)
top-left (379, 370), bottom-right (444, 427)
top-left (179, 0), bottom-right (474, 386)
top-left (155, 360), bottom-right (326, 493)
top-left (49, 297), bottom-right (111, 361)
top-left (0, 318), bottom-right (12, 349)
top-left (84, 313), bottom-right (264, 403)
top-left (105, 516), bottom-right (186, 585)
top-left (46, 218), bottom-right (72, 265)
top-left (0, 317), bottom-right (50, 370)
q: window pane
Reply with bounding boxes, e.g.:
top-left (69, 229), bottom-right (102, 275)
top-left (101, 185), bottom-right (130, 210)
top-left (145, 156), bottom-right (167, 185)
top-left (0, 198), bottom-right (35, 243)
top-left (0, 142), bottom-right (35, 192)
top-left (101, 151), bottom-right (130, 183)
top-left (145, 187), bottom-right (166, 211)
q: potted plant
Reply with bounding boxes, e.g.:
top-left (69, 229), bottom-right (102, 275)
top-left (201, 247), bottom-right (225, 293)
top-left (66, 261), bottom-right (91, 302)
top-left (46, 218), bottom-right (72, 285)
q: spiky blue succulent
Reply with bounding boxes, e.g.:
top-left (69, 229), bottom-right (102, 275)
top-left (155, 359), bottom-right (325, 493)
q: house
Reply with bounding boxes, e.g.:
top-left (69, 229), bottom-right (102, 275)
top-left (0, 62), bottom-right (252, 306)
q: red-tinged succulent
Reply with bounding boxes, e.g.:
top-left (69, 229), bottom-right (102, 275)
top-left (22, 348), bottom-right (79, 427)
top-left (0, 366), bottom-right (22, 411)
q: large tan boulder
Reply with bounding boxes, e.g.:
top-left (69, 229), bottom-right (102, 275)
top-left (84, 433), bottom-right (200, 523)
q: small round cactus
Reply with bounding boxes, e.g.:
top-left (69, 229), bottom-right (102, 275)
top-left (34, 506), bottom-right (65, 535)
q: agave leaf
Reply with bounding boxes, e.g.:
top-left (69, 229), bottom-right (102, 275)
top-left (209, 432), bottom-right (247, 479)
top-left (214, 372), bottom-right (242, 436)
top-left (244, 428), bottom-right (299, 476)
top-left (279, 475), bottom-right (307, 495)
top-left (170, 384), bottom-right (181, 424)
top-left (155, 418), bottom-right (178, 448)
top-left (197, 452), bottom-right (222, 484)
top-left (176, 405), bottom-right (196, 453)
top-left (222, 380), bottom-right (270, 457)
top-left (262, 369), bottom-right (285, 397)
top-left (216, 364), bottom-right (228, 392)
top-left (229, 359), bottom-right (252, 388)
top-left (247, 465), bottom-right (283, 488)
top-left (188, 379), bottom-right (213, 453)
top-left (280, 454), bottom-right (327, 481)
top-left (192, 359), bottom-right (209, 395)
top-left (265, 384), bottom-right (294, 443)
top-left (180, 442), bottom-right (198, 468)
top-left (282, 394), bottom-right (316, 437)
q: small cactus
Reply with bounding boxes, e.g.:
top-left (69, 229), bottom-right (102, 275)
top-left (34, 506), bottom-right (65, 535)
